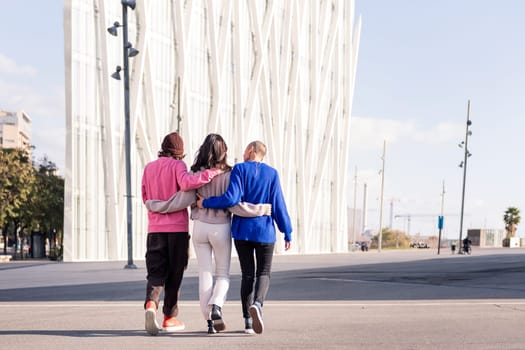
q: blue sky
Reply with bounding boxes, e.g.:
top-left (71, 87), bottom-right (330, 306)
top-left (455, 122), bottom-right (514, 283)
top-left (0, 1), bottom-right (523, 239)
top-left (0, 0), bottom-right (65, 168)
top-left (352, 0), bottom-right (525, 238)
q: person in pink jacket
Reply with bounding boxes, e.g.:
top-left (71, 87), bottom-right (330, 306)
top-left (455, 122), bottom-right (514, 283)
top-left (141, 132), bottom-right (220, 336)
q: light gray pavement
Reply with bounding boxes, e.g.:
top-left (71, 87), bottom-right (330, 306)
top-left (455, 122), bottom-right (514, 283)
top-left (1, 248), bottom-right (525, 349)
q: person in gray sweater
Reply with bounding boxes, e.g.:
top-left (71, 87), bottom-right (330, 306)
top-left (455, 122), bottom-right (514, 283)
top-left (146, 133), bottom-right (270, 334)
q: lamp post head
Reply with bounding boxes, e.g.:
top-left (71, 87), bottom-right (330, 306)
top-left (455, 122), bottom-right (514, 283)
top-left (107, 21), bottom-right (120, 36)
top-left (125, 42), bottom-right (140, 57)
top-left (122, 0), bottom-right (136, 9)
top-left (111, 66), bottom-right (122, 80)
top-left (128, 47), bottom-right (140, 57)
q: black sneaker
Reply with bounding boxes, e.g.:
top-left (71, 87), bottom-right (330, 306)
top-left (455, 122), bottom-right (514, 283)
top-left (207, 320), bottom-right (217, 334)
top-left (248, 303), bottom-right (264, 334)
top-left (211, 304), bottom-right (225, 331)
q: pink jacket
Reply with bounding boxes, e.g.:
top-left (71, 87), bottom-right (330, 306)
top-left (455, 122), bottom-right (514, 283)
top-left (141, 157), bottom-right (218, 233)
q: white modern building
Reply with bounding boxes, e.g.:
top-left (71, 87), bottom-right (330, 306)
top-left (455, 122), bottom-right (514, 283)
top-left (64, 0), bottom-right (361, 261)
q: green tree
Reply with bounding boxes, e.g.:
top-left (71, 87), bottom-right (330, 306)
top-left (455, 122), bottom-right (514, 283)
top-left (503, 207), bottom-right (521, 239)
top-left (30, 158), bottom-right (64, 231)
top-left (0, 148), bottom-right (35, 256)
top-left (30, 157), bottom-right (65, 259)
top-left (371, 228), bottom-right (412, 249)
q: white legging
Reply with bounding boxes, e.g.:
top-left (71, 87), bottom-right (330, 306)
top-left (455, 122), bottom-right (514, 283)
top-left (192, 220), bottom-right (232, 320)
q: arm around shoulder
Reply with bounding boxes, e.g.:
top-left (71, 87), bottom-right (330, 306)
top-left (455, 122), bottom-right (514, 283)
top-left (176, 162), bottom-right (220, 191)
top-left (145, 190), bottom-right (196, 213)
top-left (229, 202), bottom-right (272, 217)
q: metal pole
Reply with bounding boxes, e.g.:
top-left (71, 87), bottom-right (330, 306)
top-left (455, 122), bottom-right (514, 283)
top-left (378, 140), bottom-right (386, 252)
top-left (122, 4), bottom-right (136, 269)
top-left (437, 180), bottom-right (445, 255)
top-left (389, 199), bottom-right (394, 229)
top-left (352, 166), bottom-right (358, 245)
top-left (458, 100), bottom-right (471, 255)
top-left (177, 76), bottom-right (181, 133)
top-left (361, 182), bottom-right (368, 234)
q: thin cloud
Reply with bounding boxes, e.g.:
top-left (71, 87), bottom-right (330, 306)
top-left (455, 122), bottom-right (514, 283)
top-left (413, 122), bottom-right (464, 144)
top-left (349, 116), bottom-right (463, 150)
top-left (0, 78), bottom-right (65, 169)
top-left (0, 53), bottom-right (37, 77)
top-left (0, 80), bottom-right (64, 118)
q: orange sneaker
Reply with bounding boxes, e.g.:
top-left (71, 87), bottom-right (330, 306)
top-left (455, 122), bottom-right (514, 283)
top-left (162, 315), bottom-right (185, 332)
top-left (145, 301), bottom-right (161, 336)
top-left (145, 301), bottom-right (156, 311)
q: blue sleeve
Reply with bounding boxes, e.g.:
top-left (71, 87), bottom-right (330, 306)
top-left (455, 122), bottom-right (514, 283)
top-left (271, 172), bottom-right (293, 241)
top-left (203, 165), bottom-right (243, 209)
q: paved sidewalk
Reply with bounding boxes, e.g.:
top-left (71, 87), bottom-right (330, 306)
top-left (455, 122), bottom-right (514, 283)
top-left (1, 248), bottom-right (525, 349)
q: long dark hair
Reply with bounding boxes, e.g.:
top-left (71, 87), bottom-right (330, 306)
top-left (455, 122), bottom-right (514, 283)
top-left (191, 133), bottom-right (232, 172)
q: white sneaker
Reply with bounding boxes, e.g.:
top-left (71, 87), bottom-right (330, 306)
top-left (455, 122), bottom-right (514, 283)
top-left (248, 303), bottom-right (264, 334)
top-left (244, 317), bottom-right (255, 334)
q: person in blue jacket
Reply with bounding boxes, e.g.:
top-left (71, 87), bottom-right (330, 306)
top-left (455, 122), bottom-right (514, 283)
top-left (197, 140), bottom-right (292, 335)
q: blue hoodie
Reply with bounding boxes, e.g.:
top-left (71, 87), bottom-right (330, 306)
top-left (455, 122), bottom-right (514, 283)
top-left (203, 161), bottom-right (292, 243)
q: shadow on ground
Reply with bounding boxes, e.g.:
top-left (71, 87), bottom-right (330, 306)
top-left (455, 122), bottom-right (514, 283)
top-left (0, 329), bottom-right (249, 338)
top-left (1, 253), bottom-right (525, 302)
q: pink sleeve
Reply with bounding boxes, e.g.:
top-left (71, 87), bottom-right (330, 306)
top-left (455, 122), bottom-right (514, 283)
top-left (141, 168), bottom-right (148, 203)
top-left (175, 162), bottom-right (219, 191)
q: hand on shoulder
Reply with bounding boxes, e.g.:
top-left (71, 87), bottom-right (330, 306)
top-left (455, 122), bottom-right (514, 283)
top-left (196, 192), bottom-right (205, 209)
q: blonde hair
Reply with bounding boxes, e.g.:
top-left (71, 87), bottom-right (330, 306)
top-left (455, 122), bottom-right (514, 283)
top-left (248, 140), bottom-right (267, 157)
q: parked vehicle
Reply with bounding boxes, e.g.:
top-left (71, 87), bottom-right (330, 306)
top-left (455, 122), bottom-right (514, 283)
top-left (410, 242), bottom-right (429, 249)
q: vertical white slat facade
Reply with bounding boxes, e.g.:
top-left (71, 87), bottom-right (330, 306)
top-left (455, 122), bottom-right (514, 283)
top-left (64, 0), bottom-right (360, 261)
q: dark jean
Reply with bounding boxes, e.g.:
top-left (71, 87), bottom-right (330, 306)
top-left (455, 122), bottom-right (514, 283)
top-left (145, 232), bottom-right (189, 317)
top-left (234, 239), bottom-right (275, 318)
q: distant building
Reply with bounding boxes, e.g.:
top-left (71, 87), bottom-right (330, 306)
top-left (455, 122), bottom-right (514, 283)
top-left (467, 228), bottom-right (505, 248)
top-left (0, 110), bottom-right (31, 150)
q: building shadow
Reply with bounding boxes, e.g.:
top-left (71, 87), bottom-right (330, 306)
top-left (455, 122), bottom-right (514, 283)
top-left (1, 253), bottom-right (524, 302)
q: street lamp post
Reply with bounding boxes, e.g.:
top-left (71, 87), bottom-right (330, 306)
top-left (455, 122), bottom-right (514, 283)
top-left (108, 0), bottom-right (139, 269)
top-left (458, 100), bottom-right (472, 254)
top-left (437, 180), bottom-right (445, 255)
top-left (352, 166), bottom-right (358, 245)
top-left (361, 182), bottom-right (368, 235)
top-left (378, 140), bottom-right (386, 252)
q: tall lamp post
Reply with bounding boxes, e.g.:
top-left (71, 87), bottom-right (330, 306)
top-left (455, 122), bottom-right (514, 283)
top-left (378, 140), bottom-right (386, 252)
top-left (437, 180), bottom-right (445, 255)
top-left (108, 0), bottom-right (140, 269)
top-left (458, 100), bottom-right (472, 254)
top-left (352, 166), bottom-right (358, 245)
top-left (361, 182), bottom-right (368, 235)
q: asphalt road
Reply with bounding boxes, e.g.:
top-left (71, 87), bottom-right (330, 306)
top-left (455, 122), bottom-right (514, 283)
top-left (1, 248), bottom-right (525, 349)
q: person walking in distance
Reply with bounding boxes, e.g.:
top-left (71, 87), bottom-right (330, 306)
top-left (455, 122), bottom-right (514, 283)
top-left (145, 134), bottom-right (271, 334)
top-left (197, 140), bottom-right (292, 334)
top-left (141, 132), bottom-right (222, 336)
